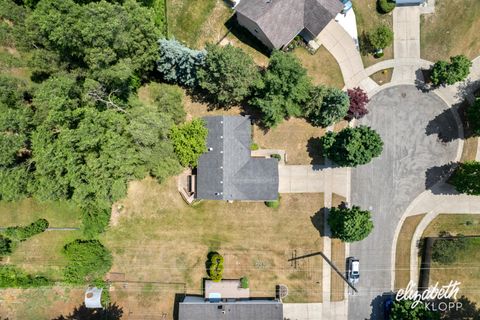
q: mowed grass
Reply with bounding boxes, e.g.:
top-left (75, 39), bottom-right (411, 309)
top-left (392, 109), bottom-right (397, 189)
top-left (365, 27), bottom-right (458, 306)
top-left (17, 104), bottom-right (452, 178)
top-left (293, 47), bottom-right (345, 89)
top-left (423, 214), bottom-right (480, 237)
top-left (429, 238), bottom-right (480, 304)
top-left (394, 214), bottom-right (425, 291)
top-left (330, 194), bottom-right (346, 302)
top-left (421, 0), bottom-right (480, 61)
top-left (353, 0), bottom-right (393, 67)
top-left (168, 0), bottom-right (225, 48)
top-left (102, 177), bottom-right (325, 317)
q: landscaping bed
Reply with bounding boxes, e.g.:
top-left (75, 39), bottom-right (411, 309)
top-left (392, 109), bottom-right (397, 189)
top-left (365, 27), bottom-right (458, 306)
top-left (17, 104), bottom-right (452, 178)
top-left (370, 68), bottom-right (393, 85)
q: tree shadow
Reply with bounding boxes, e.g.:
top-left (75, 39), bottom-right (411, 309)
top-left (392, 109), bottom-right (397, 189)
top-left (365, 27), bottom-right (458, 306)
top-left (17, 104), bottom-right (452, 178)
top-left (369, 294), bottom-right (388, 320)
top-left (307, 137), bottom-right (325, 165)
top-left (425, 108), bottom-right (461, 143)
top-left (52, 303), bottom-right (123, 320)
top-left (438, 295), bottom-right (480, 320)
top-left (310, 208), bottom-right (325, 237)
top-left (455, 78), bottom-right (480, 103)
top-left (424, 163), bottom-right (458, 190)
top-left (415, 68), bottom-right (434, 93)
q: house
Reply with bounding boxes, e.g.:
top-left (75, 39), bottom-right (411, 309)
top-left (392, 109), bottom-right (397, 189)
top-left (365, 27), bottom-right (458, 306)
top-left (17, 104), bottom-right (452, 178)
top-left (195, 116), bottom-right (279, 201)
top-left (178, 279), bottom-right (283, 320)
top-left (235, 0), bottom-right (344, 50)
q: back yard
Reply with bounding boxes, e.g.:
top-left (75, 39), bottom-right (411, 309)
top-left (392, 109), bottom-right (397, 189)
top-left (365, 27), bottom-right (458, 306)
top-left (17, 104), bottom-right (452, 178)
top-left (102, 177), bottom-right (325, 318)
top-left (421, 0), bottom-right (480, 61)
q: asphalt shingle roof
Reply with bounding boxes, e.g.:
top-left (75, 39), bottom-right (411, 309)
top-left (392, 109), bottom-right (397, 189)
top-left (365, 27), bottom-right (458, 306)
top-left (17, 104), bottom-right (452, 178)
top-left (179, 300), bottom-right (283, 320)
top-left (236, 0), bottom-right (343, 48)
top-left (196, 116), bottom-right (279, 201)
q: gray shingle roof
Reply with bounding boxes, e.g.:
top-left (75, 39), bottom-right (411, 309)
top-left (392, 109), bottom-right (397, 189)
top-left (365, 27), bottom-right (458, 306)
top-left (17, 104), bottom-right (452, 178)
top-left (236, 0), bottom-right (343, 49)
top-left (179, 300), bottom-right (283, 320)
top-left (196, 116), bottom-right (279, 201)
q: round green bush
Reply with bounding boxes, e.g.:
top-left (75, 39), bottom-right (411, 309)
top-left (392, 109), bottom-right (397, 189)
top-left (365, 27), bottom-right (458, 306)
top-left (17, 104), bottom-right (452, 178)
top-left (240, 276), bottom-right (249, 289)
top-left (378, 0), bottom-right (395, 13)
top-left (270, 154), bottom-right (281, 161)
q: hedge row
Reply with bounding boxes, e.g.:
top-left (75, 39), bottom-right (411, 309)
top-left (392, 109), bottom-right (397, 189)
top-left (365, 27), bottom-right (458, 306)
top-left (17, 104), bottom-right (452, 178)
top-left (0, 265), bottom-right (50, 288)
top-left (208, 253), bottom-right (224, 282)
top-left (5, 218), bottom-right (49, 241)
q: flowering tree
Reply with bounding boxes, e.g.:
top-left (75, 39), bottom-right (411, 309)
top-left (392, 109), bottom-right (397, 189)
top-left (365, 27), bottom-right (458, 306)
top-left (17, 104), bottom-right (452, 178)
top-left (347, 87), bottom-right (369, 119)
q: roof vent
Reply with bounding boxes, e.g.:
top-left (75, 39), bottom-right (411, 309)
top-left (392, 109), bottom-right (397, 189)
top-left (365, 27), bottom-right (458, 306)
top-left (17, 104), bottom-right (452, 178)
top-left (208, 147), bottom-right (213, 151)
top-left (220, 136), bottom-right (223, 139)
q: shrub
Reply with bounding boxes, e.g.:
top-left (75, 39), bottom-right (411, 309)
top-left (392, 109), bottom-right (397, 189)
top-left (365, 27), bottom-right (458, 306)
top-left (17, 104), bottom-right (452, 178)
top-left (63, 239), bottom-right (112, 284)
top-left (321, 126), bottom-right (383, 167)
top-left (467, 98), bottom-right (480, 136)
top-left (198, 44), bottom-right (260, 106)
top-left (250, 143), bottom-right (259, 151)
top-left (5, 218), bottom-right (49, 241)
top-left (0, 265), bottom-right (50, 288)
top-left (431, 55), bottom-right (472, 86)
top-left (0, 235), bottom-right (12, 255)
top-left (450, 161), bottom-right (480, 195)
top-left (265, 196), bottom-right (280, 208)
top-left (328, 205), bottom-right (374, 242)
top-left (170, 119), bottom-right (208, 167)
top-left (240, 276), bottom-right (249, 289)
top-left (378, 0), bottom-right (395, 14)
top-left (367, 25), bottom-right (394, 51)
top-left (157, 38), bottom-right (206, 87)
top-left (389, 299), bottom-right (440, 320)
top-left (431, 231), bottom-right (467, 265)
top-left (347, 87), bottom-right (369, 119)
top-left (207, 252), bottom-right (224, 282)
top-left (270, 154), bottom-right (281, 161)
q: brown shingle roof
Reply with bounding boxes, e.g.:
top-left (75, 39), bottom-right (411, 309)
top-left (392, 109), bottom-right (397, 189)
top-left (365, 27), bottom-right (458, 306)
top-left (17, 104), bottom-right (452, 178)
top-left (236, 0), bottom-right (343, 49)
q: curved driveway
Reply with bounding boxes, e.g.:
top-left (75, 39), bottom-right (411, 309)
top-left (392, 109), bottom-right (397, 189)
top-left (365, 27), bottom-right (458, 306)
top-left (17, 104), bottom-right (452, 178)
top-left (348, 85), bottom-right (459, 319)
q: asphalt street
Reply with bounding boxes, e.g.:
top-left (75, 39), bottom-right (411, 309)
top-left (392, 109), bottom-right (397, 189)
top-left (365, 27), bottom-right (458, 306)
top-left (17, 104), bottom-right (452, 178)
top-left (348, 85), bottom-right (459, 320)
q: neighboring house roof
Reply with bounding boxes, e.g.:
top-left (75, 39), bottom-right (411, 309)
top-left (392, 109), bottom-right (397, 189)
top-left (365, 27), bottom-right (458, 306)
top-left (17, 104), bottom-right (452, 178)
top-left (236, 0), bottom-right (343, 48)
top-left (196, 116), bottom-right (279, 201)
top-left (179, 298), bottom-right (283, 320)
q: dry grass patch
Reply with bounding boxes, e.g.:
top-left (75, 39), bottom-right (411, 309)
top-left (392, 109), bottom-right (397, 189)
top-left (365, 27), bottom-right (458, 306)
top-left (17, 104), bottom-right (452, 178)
top-left (370, 68), bottom-right (393, 85)
top-left (394, 214), bottom-right (425, 290)
top-left (421, 0), bottom-right (480, 61)
top-left (353, 0), bottom-right (394, 67)
top-left (330, 194), bottom-right (346, 301)
top-left (103, 178), bottom-right (324, 316)
top-left (293, 46), bottom-right (345, 89)
top-left (461, 136), bottom-right (478, 162)
top-left (253, 118), bottom-right (326, 165)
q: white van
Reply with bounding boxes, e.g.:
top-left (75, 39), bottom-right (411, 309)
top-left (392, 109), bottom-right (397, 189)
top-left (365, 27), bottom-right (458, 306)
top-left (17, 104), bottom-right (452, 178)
top-left (347, 257), bottom-right (360, 284)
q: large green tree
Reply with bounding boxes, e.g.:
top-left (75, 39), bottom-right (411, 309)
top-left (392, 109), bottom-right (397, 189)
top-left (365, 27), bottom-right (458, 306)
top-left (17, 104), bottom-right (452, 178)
top-left (328, 205), bottom-right (373, 242)
top-left (467, 98), bottom-right (480, 137)
top-left (367, 25), bottom-right (394, 51)
top-left (450, 161), bottom-right (480, 195)
top-left (198, 44), bottom-right (260, 106)
top-left (305, 86), bottom-right (349, 127)
top-left (170, 119), bottom-right (208, 167)
top-left (431, 55), bottom-right (472, 86)
top-left (389, 300), bottom-right (439, 320)
top-left (320, 125), bottom-right (383, 167)
top-left (251, 51), bottom-right (312, 128)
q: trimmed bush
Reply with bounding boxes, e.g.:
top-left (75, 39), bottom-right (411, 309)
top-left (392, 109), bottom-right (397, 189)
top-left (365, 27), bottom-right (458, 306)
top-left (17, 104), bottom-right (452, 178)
top-left (0, 265), bottom-right (50, 288)
top-left (250, 143), bottom-right (259, 151)
top-left (207, 252), bottom-right (224, 282)
top-left (0, 235), bottom-right (12, 255)
top-left (270, 154), bottom-right (281, 161)
top-left (431, 231), bottom-right (467, 265)
top-left (378, 0), bottom-right (395, 13)
top-left (5, 218), bottom-right (49, 241)
top-left (265, 196), bottom-right (280, 208)
top-left (63, 239), bottom-right (112, 284)
top-left (240, 276), bottom-right (249, 289)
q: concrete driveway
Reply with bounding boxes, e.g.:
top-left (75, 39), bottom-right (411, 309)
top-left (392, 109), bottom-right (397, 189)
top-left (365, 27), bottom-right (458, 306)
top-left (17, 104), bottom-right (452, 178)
top-left (348, 85), bottom-right (459, 319)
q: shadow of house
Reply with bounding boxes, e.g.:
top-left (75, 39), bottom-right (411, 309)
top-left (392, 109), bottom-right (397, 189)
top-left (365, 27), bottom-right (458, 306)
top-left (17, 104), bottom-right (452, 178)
top-left (223, 15), bottom-right (271, 57)
top-left (425, 108), bottom-right (461, 143)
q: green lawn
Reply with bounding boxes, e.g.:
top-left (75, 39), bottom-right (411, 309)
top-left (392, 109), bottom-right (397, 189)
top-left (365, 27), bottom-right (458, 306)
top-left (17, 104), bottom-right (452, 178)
top-left (423, 214), bottom-right (480, 237)
top-left (421, 0), bottom-right (480, 61)
top-left (353, 0), bottom-right (394, 67)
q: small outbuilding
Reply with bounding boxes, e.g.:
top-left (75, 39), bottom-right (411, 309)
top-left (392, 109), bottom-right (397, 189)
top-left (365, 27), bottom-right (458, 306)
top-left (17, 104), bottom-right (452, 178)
top-left (84, 287), bottom-right (103, 309)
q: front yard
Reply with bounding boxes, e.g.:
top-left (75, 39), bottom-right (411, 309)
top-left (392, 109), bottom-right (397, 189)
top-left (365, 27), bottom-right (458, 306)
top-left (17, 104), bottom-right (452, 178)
top-left (102, 178), bottom-right (325, 317)
top-left (421, 0), bottom-right (480, 62)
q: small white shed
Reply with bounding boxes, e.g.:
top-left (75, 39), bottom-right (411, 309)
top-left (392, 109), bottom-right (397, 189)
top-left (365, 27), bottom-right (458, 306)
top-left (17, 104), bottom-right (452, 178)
top-left (84, 287), bottom-right (103, 309)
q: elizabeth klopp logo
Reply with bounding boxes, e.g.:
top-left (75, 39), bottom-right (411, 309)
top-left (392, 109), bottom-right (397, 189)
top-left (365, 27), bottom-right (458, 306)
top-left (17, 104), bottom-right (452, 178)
top-left (396, 280), bottom-right (463, 311)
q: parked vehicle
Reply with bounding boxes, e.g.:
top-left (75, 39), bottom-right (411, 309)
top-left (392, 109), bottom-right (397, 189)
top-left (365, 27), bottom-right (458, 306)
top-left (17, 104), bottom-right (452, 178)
top-left (347, 257), bottom-right (360, 284)
top-left (340, 0), bottom-right (353, 14)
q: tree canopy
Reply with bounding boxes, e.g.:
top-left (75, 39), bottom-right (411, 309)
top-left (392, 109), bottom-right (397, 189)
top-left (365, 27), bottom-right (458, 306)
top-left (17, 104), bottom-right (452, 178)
top-left (431, 55), bottom-right (472, 86)
top-left (328, 205), bottom-right (373, 242)
top-left (251, 51), bottom-right (312, 128)
top-left (305, 86), bottom-right (349, 127)
top-left (347, 87), bottom-right (369, 119)
top-left (198, 44), bottom-right (260, 106)
top-left (450, 161), bottom-right (480, 195)
top-left (169, 119), bottom-right (208, 168)
top-left (368, 25), bottom-right (394, 50)
top-left (321, 125), bottom-right (383, 167)
top-left (467, 98), bottom-right (480, 136)
top-left (389, 300), bottom-right (440, 320)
